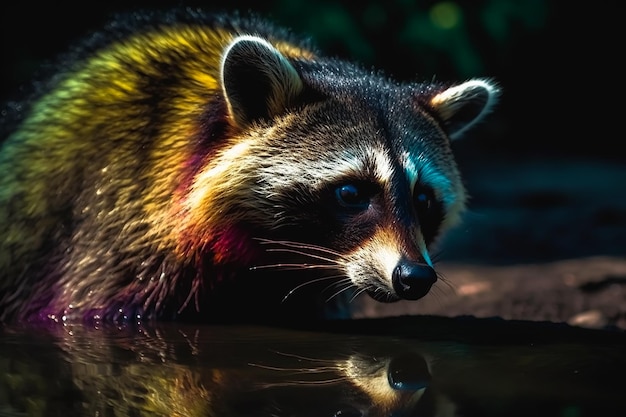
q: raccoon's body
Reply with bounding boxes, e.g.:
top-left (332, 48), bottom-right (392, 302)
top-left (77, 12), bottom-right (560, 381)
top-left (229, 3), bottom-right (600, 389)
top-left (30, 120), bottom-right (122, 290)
top-left (0, 9), bottom-right (498, 324)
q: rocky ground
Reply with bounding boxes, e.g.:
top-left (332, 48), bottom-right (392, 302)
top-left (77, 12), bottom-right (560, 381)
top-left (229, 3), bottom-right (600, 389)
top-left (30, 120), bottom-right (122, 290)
top-left (356, 153), bottom-right (626, 331)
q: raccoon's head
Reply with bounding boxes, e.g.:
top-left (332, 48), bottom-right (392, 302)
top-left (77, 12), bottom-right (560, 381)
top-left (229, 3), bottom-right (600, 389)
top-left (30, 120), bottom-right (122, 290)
top-left (184, 36), bottom-right (498, 307)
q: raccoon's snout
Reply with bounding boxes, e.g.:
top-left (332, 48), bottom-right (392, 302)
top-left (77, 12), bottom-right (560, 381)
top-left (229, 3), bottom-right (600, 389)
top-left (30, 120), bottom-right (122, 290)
top-left (391, 261), bottom-right (437, 301)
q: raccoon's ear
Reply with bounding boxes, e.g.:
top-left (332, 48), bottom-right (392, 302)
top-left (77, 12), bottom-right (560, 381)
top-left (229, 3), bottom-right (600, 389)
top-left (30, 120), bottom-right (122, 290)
top-left (429, 79), bottom-right (499, 140)
top-left (221, 35), bottom-right (304, 127)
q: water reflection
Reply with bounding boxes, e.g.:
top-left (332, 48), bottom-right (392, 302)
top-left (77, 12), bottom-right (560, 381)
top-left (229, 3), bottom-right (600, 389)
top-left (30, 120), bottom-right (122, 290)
top-left (1, 317), bottom-right (625, 416)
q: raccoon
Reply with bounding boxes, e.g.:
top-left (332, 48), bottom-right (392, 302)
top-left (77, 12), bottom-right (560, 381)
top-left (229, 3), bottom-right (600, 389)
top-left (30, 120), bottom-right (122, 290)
top-left (0, 9), bottom-right (498, 324)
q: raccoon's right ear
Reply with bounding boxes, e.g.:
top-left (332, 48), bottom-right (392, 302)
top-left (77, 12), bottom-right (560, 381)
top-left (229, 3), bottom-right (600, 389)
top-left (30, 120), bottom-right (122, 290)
top-left (221, 35), bottom-right (304, 127)
top-left (429, 79), bottom-right (499, 140)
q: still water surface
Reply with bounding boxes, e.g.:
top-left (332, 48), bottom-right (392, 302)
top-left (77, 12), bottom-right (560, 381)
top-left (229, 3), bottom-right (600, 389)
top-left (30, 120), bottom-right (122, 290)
top-left (1, 316), bottom-right (625, 416)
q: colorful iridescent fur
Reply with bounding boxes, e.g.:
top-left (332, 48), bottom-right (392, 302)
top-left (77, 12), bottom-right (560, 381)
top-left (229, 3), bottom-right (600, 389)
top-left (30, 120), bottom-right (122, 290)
top-left (0, 9), bottom-right (498, 324)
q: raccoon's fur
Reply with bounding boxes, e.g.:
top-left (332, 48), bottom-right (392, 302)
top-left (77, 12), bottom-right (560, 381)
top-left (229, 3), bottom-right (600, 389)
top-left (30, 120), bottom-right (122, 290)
top-left (0, 9), bottom-right (498, 324)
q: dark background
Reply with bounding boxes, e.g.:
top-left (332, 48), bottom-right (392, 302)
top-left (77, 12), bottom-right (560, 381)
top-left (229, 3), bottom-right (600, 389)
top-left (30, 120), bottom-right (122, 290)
top-left (1, 0), bottom-right (624, 264)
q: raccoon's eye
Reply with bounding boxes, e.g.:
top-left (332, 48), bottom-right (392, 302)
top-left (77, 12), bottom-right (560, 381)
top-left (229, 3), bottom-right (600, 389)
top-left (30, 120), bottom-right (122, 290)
top-left (335, 184), bottom-right (371, 209)
top-left (414, 186), bottom-right (434, 212)
top-left (413, 183), bottom-right (443, 243)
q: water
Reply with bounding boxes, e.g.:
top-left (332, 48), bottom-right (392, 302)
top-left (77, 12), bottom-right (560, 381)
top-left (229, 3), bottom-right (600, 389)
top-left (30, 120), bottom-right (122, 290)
top-left (1, 316), bottom-right (625, 416)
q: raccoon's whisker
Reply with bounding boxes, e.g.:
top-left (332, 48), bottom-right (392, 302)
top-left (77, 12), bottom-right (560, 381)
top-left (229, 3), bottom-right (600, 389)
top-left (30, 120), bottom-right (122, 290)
top-left (279, 378), bottom-right (348, 386)
top-left (254, 377), bottom-right (349, 389)
top-left (428, 285), bottom-right (449, 309)
top-left (348, 286), bottom-right (370, 303)
top-left (436, 271), bottom-right (456, 292)
top-left (324, 285), bottom-right (354, 303)
top-left (368, 284), bottom-right (396, 302)
top-left (369, 286), bottom-right (383, 299)
top-left (281, 274), bottom-right (344, 303)
top-left (255, 238), bottom-right (343, 257)
top-left (249, 263), bottom-right (336, 271)
top-left (429, 250), bottom-right (444, 264)
top-left (323, 279), bottom-right (355, 303)
top-left (430, 282), bottom-right (446, 297)
top-left (264, 248), bottom-right (337, 265)
top-left (270, 350), bottom-right (340, 364)
top-left (248, 363), bottom-right (338, 373)
top-left (248, 361), bottom-right (348, 387)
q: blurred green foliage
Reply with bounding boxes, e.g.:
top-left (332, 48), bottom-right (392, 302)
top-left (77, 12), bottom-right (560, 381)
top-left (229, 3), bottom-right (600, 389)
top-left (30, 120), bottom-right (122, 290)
top-left (266, 0), bottom-right (548, 79)
top-left (1, 0), bottom-right (548, 96)
top-left (3, 0), bottom-right (619, 156)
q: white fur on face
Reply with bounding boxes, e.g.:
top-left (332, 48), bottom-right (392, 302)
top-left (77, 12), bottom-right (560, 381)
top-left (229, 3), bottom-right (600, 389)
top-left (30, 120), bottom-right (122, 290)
top-left (257, 122), bottom-right (395, 197)
top-left (341, 228), bottom-right (401, 296)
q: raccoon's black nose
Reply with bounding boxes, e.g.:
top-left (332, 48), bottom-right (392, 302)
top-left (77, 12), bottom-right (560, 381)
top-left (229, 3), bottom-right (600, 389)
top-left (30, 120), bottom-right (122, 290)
top-left (392, 261), bottom-right (437, 301)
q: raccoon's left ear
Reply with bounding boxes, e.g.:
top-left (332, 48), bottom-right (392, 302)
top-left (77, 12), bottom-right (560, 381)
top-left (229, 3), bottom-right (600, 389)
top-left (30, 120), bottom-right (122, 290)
top-left (221, 35), bottom-right (304, 127)
top-left (429, 79), bottom-right (499, 140)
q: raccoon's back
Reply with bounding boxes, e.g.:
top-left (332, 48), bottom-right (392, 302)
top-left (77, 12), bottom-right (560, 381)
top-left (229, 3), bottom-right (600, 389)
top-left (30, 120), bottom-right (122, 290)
top-left (0, 10), bottom-right (316, 321)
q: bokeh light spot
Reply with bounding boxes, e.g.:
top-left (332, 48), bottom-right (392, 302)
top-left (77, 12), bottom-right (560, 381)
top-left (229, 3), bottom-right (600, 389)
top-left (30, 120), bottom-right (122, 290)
top-left (430, 1), bottom-right (462, 30)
